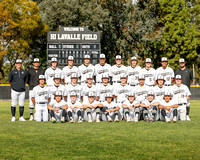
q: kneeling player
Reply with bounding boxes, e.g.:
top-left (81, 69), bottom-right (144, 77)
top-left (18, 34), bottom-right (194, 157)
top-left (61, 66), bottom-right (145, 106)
top-left (82, 92), bottom-right (103, 122)
top-left (47, 91), bottom-right (68, 123)
top-left (102, 93), bottom-right (121, 122)
top-left (31, 75), bottom-right (50, 122)
top-left (122, 92), bottom-right (141, 122)
top-left (67, 92), bottom-right (83, 123)
top-left (140, 91), bottom-right (160, 122)
top-left (159, 91), bottom-right (178, 123)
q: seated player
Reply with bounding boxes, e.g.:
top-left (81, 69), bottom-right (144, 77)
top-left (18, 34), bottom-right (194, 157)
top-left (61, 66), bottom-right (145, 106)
top-left (102, 93), bottom-right (121, 122)
top-left (140, 91), bottom-right (160, 122)
top-left (170, 75), bottom-right (191, 121)
top-left (82, 92), bottom-right (103, 122)
top-left (31, 75), bottom-right (50, 122)
top-left (122, 92), bottom-right (141, 122)
top-left (47, 91), bottom-right (68, 123)
top-left (159, 91), bottom-right (178, 123)
top-left (67, 92), bottom-right (83, 123)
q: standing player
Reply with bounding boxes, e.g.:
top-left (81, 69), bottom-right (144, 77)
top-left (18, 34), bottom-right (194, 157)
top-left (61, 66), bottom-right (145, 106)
top-left (45, 57), bottom-right (62, 87)
top-left (62, 56), bottom-right (79, 85)
top-left (155, 57), bottom-right (174, 86)
top-left (141, 58), bottom-right (156, 87)
top-left (110, 55), bottom-right (127, 87)
top-left (94, 54), bottom-right (111, 84)
top-left (8, 59), bottom-right (28, 121)
top-left (78, 55), bottom-right (94, 84)
top-left (27, 58), bottom-right (45, 121)
top-left (31, 75), bottom-right (50, 122)
top-left (170, 75), bottom-right (191, 121)
top-left (175, 58), bottom-right (193, 121)
top-left (127, 56), bottom-right (142, 87)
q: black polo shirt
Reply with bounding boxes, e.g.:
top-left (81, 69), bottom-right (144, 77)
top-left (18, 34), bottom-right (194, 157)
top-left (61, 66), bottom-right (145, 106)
top-left (175, 68), bottom-right (193, 90)
top-left (27, 67), bottom-right (45, 90)
top-left (8, 69), bottom-right (28, 92)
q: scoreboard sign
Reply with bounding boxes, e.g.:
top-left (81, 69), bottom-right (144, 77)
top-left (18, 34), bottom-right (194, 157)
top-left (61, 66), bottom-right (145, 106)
top-left (47, 27), bottom-right (101, 66)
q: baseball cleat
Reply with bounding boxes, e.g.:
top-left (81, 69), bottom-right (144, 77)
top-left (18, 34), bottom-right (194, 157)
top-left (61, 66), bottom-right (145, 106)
top-left (108, 116), bottom-right (112, 122)
top-left (11, 117), bottom-right (16, 122)
top-left (149, 117), bottom-right (155, 122)
top-left (29, 115), bottom-right (34, 121)
top-left (173, 117), bottom-right (177, 123)
top-left (96, 118), bottom-right (100, 123)
top-left (134, 117), bottom-right (138, 123)
top-left (165, 117), bottom-right (171, 123)
top-left (186, 115), bottom-right (191, 121)
top-left (88, 118), bottom-right (92, 123)
top-left (61, 117), bottom-right (65, 123)
top-left (19, 117), bottom-right (26, 121)
top-left (144, 116), bottom-right (149, 122)
top-left (69, 118), bottom-right (75, 123)
top-left (52, 117), bottom-right (56, 123)
top-left (126, 116), bottom-right (131, 122)
top-left (114, 117), bottom-right (119, 122)
top-left (78, 118), bottom-right (83, 123)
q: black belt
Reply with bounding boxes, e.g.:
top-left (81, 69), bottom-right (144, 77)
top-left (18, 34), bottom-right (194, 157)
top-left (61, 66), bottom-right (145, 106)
top-left (165, 84), bottom-right (171, 86)
top-left (128, 83), bottom-right (136, 86)
top-left (178, 103), bottom-right (186, 105)
top-left (113, 81), bottom-right (121, 83)
top-left (37, 102), bottom-right (47, 104)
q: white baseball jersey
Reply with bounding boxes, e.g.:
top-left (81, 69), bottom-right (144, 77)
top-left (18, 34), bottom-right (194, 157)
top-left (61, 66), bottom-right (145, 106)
top-left (155, 67), bottom-right (174, 85)
top-left (82, 84), bottom-right (98, 102)
top-left (142, 99), bottom-right (158, 106)
top-left (65, 84), bottom-right (82, 102)
top-left (153, 85), bottom-right (170, 101)
top-left (170, 84), bottom-right (191, 104)
top-left (141, 68), bottom-right (156, 86)
top-left (110, 65), bottom-right (127, 82)
top-left (78, 64), bottom-right (94, 83)
top-left (49, 84), bottom-right (66, 100)
top-left (82, 100), bottom-right (99, 111)
top-left (94, 63), bottom-right (111, 83)
top-left (102, 101), bottom-right (118, 110)
top-left (62, 66), bottom-right (79, 84)
top-left (32, 85), bottom-right (50, 103)
top-left (49, 99), bottom-right (67, 110)
top-left (123, 100), bottom-right (138, 106)
top-left (45, 67), bottom-right (62, 86)
top-left (134, 85), bottom-right (150, 102)
top-left (114, 84), bottom-right (131, 103)
top-left (97, 84), bottom-right (114, 102)
top-left (127, 66), bottom-right (142, 86)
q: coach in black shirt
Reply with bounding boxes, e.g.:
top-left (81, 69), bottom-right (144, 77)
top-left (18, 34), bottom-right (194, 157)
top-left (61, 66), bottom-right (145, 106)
top-left (175, 58), bottom-right (193, 121)
top-left (27, 58), bottom-right (45, 120)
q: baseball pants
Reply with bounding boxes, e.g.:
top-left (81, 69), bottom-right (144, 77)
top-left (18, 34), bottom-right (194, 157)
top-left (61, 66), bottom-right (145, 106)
top-left (11, 89), bottom-right (25, 107)
top-left (160, 108), bottom-right (178, 121)
top-left (101, 110), bottom-right (122, 121)
top-left (35, 103), bottom-right (48, 122)
top-left (178, 104), bottom-right (186, 121)
top-left (142, 106), bottom-right (159, 121)
top-left (67, 108), bottom-right (82, 122)
top-left (29, 90), bottom-right (34, 109)
top-left (124, 107), bottom-right (141, 121)
top-left (83, 108), bottom-right (101, 121)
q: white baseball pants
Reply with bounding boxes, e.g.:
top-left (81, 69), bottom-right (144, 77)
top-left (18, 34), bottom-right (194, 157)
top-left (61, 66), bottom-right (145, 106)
top-left (11, 89), bottom-right (25, 107)
top-left (35, 103), bottom-right (48, 122)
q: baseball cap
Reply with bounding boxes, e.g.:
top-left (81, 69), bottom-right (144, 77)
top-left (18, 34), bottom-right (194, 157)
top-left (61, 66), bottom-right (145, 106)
top-left (105, 93), bottom-right (112, 98)
top-left (100, 54), bottom-right (106, 59)
top-left (128, 92), bottom-right (135, 97)
top-left (55, 91), bottom-right (62, 96)
top-left (102, 73), bottom-right (109, 79)
top-left (131, 56), bottom-right (137, 61)
top-left (88, 92), bottom-right (95, 97)
top-left (16, 59), bottom-right (22, 63)
top-left (70, 91), bottom-right (77, 96)
top-left (71, 73), bottom-right (78, 78)
top-left (179, 58), bottom-right (185, 63)
top-left (84, 55), bottom-right (90, 59)
top-left (116, 55), bottom-right (122, 60)
top-left (164, 91), bottom-right (172, 96)
top-left (138, 74), bottom-right (145, 80)
top-left (51, 57), bottom-right (58, 62)
top-left (33, 58), bottom-right (40, 62)
top-left (54, 74), bottom-right (61, 79)
top-left (68, 56), bottom-right (74, 60)
top-left (120, 73), bottom-right (127, 79)
top-left (148, 91), bottom-right (155, 96)
top-left (86, 74), bottom-right (93, 79)
top-left (161, 57), bottom-right (168, 62)
top-left (145, 58), bottom-right (152, 63)
top-left (38, 75), bottom-right (45, 80)
top-left (175, 75), bottom-right (182, 79)
top-left (157, 75), bottom-right (164, 80)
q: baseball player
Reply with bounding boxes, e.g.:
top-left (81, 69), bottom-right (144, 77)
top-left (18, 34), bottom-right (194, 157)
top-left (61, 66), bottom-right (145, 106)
top-left (31, 75), bottom-right (50, 122)
top-left (66, 92), bottom-right (83, 123)
top-left (94, 54), bottom-right (111, 84)
top-left (82, 74), bottom-right (98, 102)
top-left (170, 75), bottom-right (191, 121)
top-left (78, 55), bottom-right (94, 84)
top-left (8, 59), bottom-right (28, 121)
top-left (62, 56), bottom-right (79, 85)
top-left (48, 91), bottom-right (68, 123)
top-left (102, 93), bottom-right (121, 122)
top-left (97, 73), bottom-right (114, 102)
top-left (65, 73), bottom-right (82, 102)
top-left (49, 74), bottom-right (66, 101)
top-left (155, 57), bottom-right (174, 86)
top-left (141, 58), bottom-right (156, 87)
top-left (159, 91), bottom-right (178, 123)
top-left (175, 58), bottom-right (193, 121)
top-left (82, 92), bottom-right (103, 122)
top-left (127, 56), bottom-right (142, 87)
top-left (110, 55), bottom-right (127, 87)
top-left (27, 58), bottom-right (44, 121)
top-left (122, 92), bottom-right (141, 122)
top-left (45, 57), bottom-right (62, 86)
top-left (140, 91), bottom-right (160, 122)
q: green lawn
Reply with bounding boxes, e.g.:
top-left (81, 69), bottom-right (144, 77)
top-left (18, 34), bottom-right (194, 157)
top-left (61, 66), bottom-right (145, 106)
top-left (0, 100), bottom-right (200, 160)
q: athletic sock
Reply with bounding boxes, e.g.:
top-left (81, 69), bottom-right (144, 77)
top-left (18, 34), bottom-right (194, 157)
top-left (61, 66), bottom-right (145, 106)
top-left (173, 109), bottom-right (178, 117)
top-left (62, 110), bottom-right (66, 117)
top-left (186, 107), bottom-right (190, 116)
top-left (29, 108), bottom-right (34, 116)
top-left (96, 113), bottom-right (100, 119)
top-left (19, 106), bottom-right (24, 117)
top-left (50, 110), bottom-right (55, 118)
top-left (68, 111), bottom-right (72, 119)
top-left (161, 109), bottom-right (166, 117)
top-left (135, 113), bottom-right (138, 118)
top-left (11, 106), bottom-right (16, 117)
top-left (77, 110), bottom-right (82, 120)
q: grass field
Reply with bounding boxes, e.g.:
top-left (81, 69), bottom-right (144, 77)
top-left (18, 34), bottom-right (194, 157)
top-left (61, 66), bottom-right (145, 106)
top-left (0, 101), bottom-right (200, 160)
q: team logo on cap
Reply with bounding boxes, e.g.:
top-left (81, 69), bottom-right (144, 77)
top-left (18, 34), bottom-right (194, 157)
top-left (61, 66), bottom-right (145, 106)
top-left (68, 56), bottom-right (74, 60)
top-left (100, 54), bottom-right (106, 59)
top-left (131, 56), bottom-right (137, 61)
top-left (116, 55), bottom-right (122, 59)
top-left (179, 58), bottom-right (185, 63)
top-left (175, 75), bottom-right (182, 79)
top-left (161, 57), bottom-right (168, 62)
top-left (145, 58), bottom-right (152, 63)
top-left (84, 55), bottom-right (90, 59)
top-left (54, 74), bottom-right (61, 79)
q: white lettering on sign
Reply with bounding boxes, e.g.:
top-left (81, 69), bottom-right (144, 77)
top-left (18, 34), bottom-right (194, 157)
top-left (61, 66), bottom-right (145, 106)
top-left (50, 34), bottom-right (56, 40)
top-left (82, 34), bottom-right (97, 40)
top-left (49, 45), bottom-right (57, 49)
top-left (82, 45), bottom-right (90, 49)
top-left (63, 45), bottom-right (74, 48)
top-left (57, 34), bottom-right (81, 40)
top-left (63, 27), bottom-right (85, 31)
top-left (49, 54), bottom-right (58, 57)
